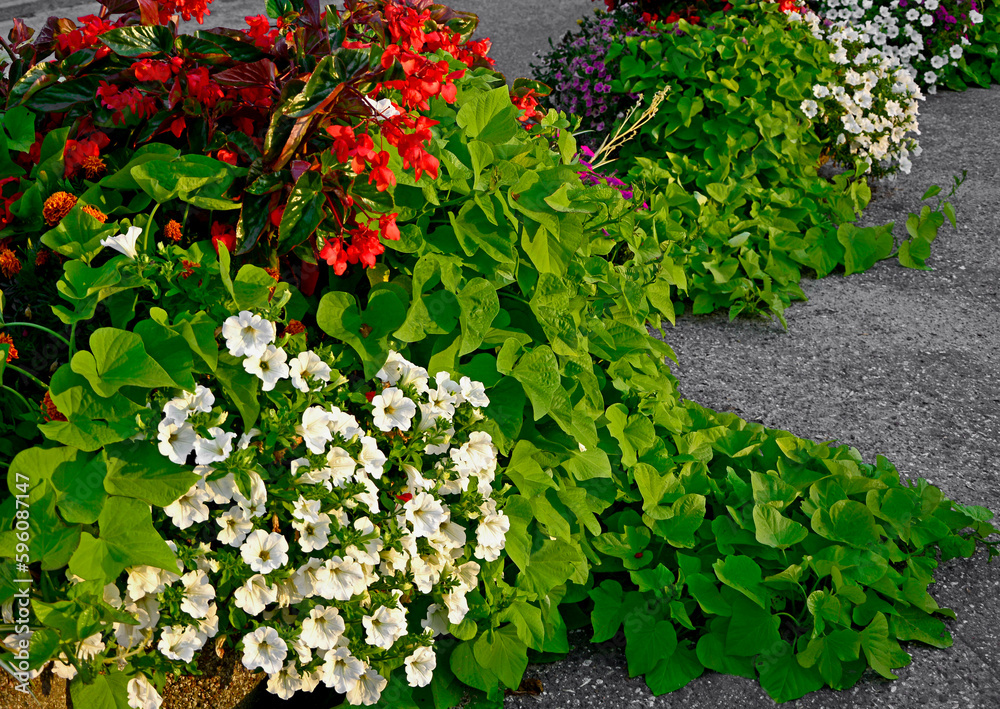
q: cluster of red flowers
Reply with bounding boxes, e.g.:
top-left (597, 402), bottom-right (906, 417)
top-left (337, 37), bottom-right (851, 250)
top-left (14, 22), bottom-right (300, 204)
top-left (379, 4), bottom-right (480, 110)
top-left (304, 3), bottom-right (504, 277)
top-left (244, 14), bottom-right (281, 50)
top-left (54, 14), bottom-right (119, 57)
top-left (318, 214), bottom-right (400, 276)
top-left (98, 82), bottom-right (159, 126)
top-left (157, 0), bottom-right (214, 25)
top-left (512, 89), bottom-right (544, 123)
top-left (133, 58), bottom-right (177, 84)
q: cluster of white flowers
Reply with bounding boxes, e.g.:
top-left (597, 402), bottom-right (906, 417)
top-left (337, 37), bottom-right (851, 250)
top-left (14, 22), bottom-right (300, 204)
top-left (43, 312), bottom-right (507, 708)
top-left (789, 9), bottom-right (924, 177)
top-left (815, 0), bottom-right (983, 94)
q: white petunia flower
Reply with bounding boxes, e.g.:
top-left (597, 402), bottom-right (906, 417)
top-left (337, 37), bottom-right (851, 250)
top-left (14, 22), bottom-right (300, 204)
top-left (476, 512), bottom-right (510, 549)
top-left (358, 436), bottom-right (386, 478)
top-left (179, 570), bottom-right (215, 619)
top-left (426, 372), bottom-right (460, 418)
top-left (376, 350), bottom-right (409, 386)
top-left (157, 625), bottom-right (200, 663)
top-left (371, 387), bottom-right (417, 432)
top-left (920, 13), bottom-right (933, 27)
top-left (162, 385), bottom-right (215, 425)
top-left (293, 513), bottom-right (332, 553)
top-left (217, 505), bottom-right (253, 546)
top-left (52, 660), bottom-right (77, 681)
top-left (314, 556), bottom-right (367, 601)
top-left (231, 470), bottom-right (268, 518)
top-left (950, 45), bottom-right (963, 60)
top-left (404, 646), bottom-right (436, 688)
top-left (363, 95), bottom-right (400, 121)
top-left (242, 626), bottom-right (287, 675)
top-left (924, 70), bottom-right (938, 85)
top-left (234, 575), bottom-right (278, 616)
top-left (460, 431), bottom-right (496, 469)
top-left (240, 530), bottom-right (290, 574)
top-left (300, 606), bottom-right (346, 650)
top-left (222, 311), bottom-right (276, 358)
top-left (906, 8), bottom-right (919, 21)
top-left (126, 565), bottom-right (174, 601)
top-left (164, 484), bottom-right (211, 530)
top-left (328, 407), bottom-right (362, 440)
top-left (243, 345), bottom-right (290, 391)
top-left (421, 603), bottom-right (450, 637)
top-left (77, 632), bottom-right (106, 660)
top-left (266, 662), bottom-right (302, 700)
top-left (191, 603), bottom-right (219, 644)
top-left (352, 473), bottom-right (381, 514)
top-left (345, 666), bottom-right (388, 706)
top-left (293, 496), bottom-right (322, 523)
top-left (442, 590), bottom-right (469, 625)
top-left (297, 406), bottom-right (335, 454)
top-left (115, 605), bottom-right (150, 650)
top-left (289, 351), bottom-right (332, 392)
top-left (362, 605), bottom-right (407, 650)
top-left (971, 10), bottom-right (983, 24)
top-left (194, 427), bottom-right (236, 465)
top-left (404, 492), bottom-right (447, 538)
top-left (100, 225), bottom-right (143, 260)
top-left (126, 675), bottom-right (162, 709)
top-left (320, 647), bottom-right (364, 692)
top-left (292, 558), bottom-right (325, 597)
top-left (930, 55), bottom-right (946, 69)
top-left (458, 376), bottom-right (490, 408)
top-left (326, 447), bottom-right (356, 487)
top-left (157, 420), bottom-right (197, 464)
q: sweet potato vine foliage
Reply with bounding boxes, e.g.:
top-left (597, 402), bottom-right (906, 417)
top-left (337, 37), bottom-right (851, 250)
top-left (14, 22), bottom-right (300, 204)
top-left (0, 0), bottom-right (496, 294)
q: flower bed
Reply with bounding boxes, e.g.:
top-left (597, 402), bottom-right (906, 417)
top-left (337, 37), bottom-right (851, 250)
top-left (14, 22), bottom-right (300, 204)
top-left (0, 1), bottom-right (996, 707)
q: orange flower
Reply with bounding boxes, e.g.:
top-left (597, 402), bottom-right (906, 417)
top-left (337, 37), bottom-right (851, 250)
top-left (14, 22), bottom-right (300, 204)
top-left (81, 154), bottom-right (107, 178)
top-left (265, 266), bottom-right (280, 281)
top-left (0, 332), bottom-right (17, 361)
top-left (81, 205), bottom-right (108, 223)
top-left (165, 219), bottom-right (183, 242)
top-left (41, 391), bottom-right (67, 422)
top-left (35, 249), bottom-right (49, 267)
top-left (283, 320), bottom-right (306, 337)
top-left (0, 249), bottom-right (21, 278)
top-left (179, 259), bottom-right (200, 279)
top-left (43, 191), bottom-right (77, 226)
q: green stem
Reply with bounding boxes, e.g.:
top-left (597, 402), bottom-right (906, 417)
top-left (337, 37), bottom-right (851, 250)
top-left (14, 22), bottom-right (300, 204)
top-left (69, 323), bottom-right (78, 358)
top-left (1, 384), bottom-right (32, 412)
top-left (143, 202), bottom-right (162, 252)
top-left (5, 364), bottom-right (48, 390)
top-left (0, 322), bottom-right (71, 348)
